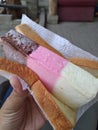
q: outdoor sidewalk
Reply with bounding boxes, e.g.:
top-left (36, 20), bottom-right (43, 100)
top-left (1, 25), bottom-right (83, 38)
top-left (0, 19), bottom-right (21, 36)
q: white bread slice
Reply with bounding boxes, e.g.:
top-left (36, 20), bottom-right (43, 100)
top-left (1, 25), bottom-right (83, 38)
top-left (0, 57), bottom-right (76, 130)
top-left (15, 24), bottom-right (98, 77)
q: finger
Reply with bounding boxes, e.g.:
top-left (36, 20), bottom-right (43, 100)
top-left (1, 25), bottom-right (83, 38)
top-left (10, 75), bottom-right (28, 96)
top-left (2, 76), bottom-right (28, 111)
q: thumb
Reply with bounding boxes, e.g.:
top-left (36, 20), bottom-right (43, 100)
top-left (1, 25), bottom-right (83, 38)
top-left (2, 76), bottom-right (28, 111)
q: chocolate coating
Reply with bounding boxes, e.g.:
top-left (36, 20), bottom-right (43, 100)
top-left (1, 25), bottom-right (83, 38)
top-left (1, 30), bottom-right (39, 55)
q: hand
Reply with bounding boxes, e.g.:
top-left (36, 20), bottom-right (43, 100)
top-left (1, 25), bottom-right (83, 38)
top-left (0, 76), bottom-right (46, 130)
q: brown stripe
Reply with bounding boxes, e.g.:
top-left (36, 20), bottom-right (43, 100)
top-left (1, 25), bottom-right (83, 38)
top-left (1, 30), bottom-right (39, 55)
top-left (69, 58), bottom-right (98, 69)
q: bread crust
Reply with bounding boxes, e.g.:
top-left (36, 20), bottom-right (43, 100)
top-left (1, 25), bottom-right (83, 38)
top-left (0, 58), bottom-right (38, 86)
top-left (69, 58), bottom-right (98, 69)
top-left (31, 80), bottom-right (72, 130)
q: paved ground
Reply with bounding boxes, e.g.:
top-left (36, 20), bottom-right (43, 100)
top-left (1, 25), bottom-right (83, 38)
top-left (0, 19), bottom-right (21, 36)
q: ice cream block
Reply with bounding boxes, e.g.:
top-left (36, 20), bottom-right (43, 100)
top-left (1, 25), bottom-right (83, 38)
top-left (1, 30), bottom-right (98, 110)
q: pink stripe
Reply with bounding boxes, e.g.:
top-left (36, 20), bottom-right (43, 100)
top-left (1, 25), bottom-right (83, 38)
top-left (27, 46), bottom-right (68, 92)
top-left (27, 57), bottom-right (58, 92)
top-left (29, 46), bottom-right (68, 75)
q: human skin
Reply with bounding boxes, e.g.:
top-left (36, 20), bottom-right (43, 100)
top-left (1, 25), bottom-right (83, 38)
top-left (0, 76), bottom-right (46, 130)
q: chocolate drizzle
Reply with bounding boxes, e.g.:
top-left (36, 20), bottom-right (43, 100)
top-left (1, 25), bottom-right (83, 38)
top-left (1, 30), bottom-right (39, 55)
